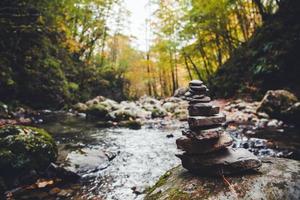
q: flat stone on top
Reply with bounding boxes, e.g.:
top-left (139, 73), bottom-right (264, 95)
top-left (188, 114), bottom-right (226, 128)
top-left (189, 80), bottom-right (203, 86)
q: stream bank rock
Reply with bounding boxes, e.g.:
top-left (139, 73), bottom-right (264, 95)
top-left (0, 125), bottom-right (57, 174)
top-left (145, 158), bottom-right (300, 200)
top-left (257, 90), bottom-right (299, 121)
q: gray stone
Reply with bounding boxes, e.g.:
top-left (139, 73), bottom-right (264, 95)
top-left (145, 157), bottom-right (300, 200)
top-left (176, 148), bottom-right (261, 175)
top-left (189, 80), bottom-right (203, 86)
top-left (188, 104), bottom-right (219, 116)
top-left (188, 114), bottom-right (226, 128)
top-left (188, 96), bottom-right (211, 104)
top-left (182, 128), bottom-right (222, 140)
top-left (176, 133), bottom-right (233, 154)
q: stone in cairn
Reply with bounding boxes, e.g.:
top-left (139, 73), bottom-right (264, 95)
top-left (176, 80), bottom-right (261, 175)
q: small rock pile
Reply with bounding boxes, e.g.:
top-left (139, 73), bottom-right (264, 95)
top-left (176, 80), bottom-right (261, 175)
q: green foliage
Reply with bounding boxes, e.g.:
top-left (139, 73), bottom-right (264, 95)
top-left (210, 0), bottom-right (300, 98)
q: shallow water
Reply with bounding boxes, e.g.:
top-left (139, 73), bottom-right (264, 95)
top-left (16, 112), bottom-right (300, 200)
top-left (38, 113), bottom-right (183, 200)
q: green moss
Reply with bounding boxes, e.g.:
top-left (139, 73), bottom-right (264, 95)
top-left (146, 170), bottom-right (172, 195)
top-left (0, 125), bottom-right (57, 175)
top-left (168, 188), bottom-right (190, 200)
top-left (118, 120), bottom-right (141, 130)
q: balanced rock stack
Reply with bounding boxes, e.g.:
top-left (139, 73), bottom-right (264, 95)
top-left (176, 80), bottom-right (261, 175)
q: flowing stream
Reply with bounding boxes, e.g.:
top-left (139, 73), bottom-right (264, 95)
top-left (16, 112), bottom-right (300, 200)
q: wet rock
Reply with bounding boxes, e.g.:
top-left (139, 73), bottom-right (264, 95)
top-left (86, 104), bottom-right (109, 120)
top-left (131, 186), bottom-right (145, 195)
top-left (118, 120), bottom-right (142, 130)
top-left (46, 163), bottom-right (80, 182)
top-left (0, 125), bottom-right (57, 175)
top-left (145, 158), bottom-right (300, 200)
top-left (166, 134), bottom-right (174, 138)
top-left (257, 90), bottom-right (298, 119)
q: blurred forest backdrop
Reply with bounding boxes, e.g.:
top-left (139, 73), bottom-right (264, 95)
top-left (0, 0), bottom-right (299, 109)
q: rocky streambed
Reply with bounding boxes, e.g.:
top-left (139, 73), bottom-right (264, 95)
top-left (1, 90), bottom-right (300, 199)
top-left (8, 107), bottom-right (300, 200)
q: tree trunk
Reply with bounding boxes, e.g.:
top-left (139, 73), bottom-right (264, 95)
top-left (183, 53), bottom-right (193, 80)
top-left (186, 54), bottom-right (203, 81)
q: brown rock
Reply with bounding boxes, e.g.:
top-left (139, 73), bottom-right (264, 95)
top-left (182, 128), bottom-right (222, 140)
top-left (188, 104), bottom-right (220, 116)
top-left (188, 96), bottom-right (211, 104)
top-left (188, 114), bottom-right (226, 128)
top-left (176, 133), bottom-right (233, 154)
top-left (176, 148), bottom-right (262, 175)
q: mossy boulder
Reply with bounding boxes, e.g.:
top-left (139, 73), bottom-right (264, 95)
top-left (0, 125), bottom-right (57, 175)
top-left (145, 157), bottom-right (300, 200)
top-left (86, 104), bottom-right (109, 119)
top-left (257, 90), bottom-right (298, 119)
top-left (73, 103), bottom-right (88, 113)
top-left (118, 120), bottom-right (142, 130)
top-left (109, 109), bottom-right (137, 121)
top-left (151, 108), bottom-right (168, 118)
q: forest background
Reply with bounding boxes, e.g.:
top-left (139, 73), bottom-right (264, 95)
top-left (1, 0), bottom-right (298, 109)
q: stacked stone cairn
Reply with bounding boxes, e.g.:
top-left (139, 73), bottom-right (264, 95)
top-left (176, 80), bottom-right (261, 175)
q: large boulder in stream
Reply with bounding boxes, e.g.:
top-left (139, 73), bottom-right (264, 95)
top-left (145, 157), bottom-right (300, 200)
top-left (86, 104), bottom-right (109, 120)
top-left (0, 125), bottom-right (57, 175)
top-left (257, 90), bottom-right (298, 120)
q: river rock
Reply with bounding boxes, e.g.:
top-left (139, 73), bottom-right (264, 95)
top-left (145, 157), bottom-right (300, 200)
top-left (176, 133), bottom-right (233, 154)
top-left (188, 104), bottom-right (220, 116)
top-left (182, 128), bottom-right (222, 140)
top-left (188, 114), bottom-right (226, 128)
top-left (257, 90), bottom-right (298, 119)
